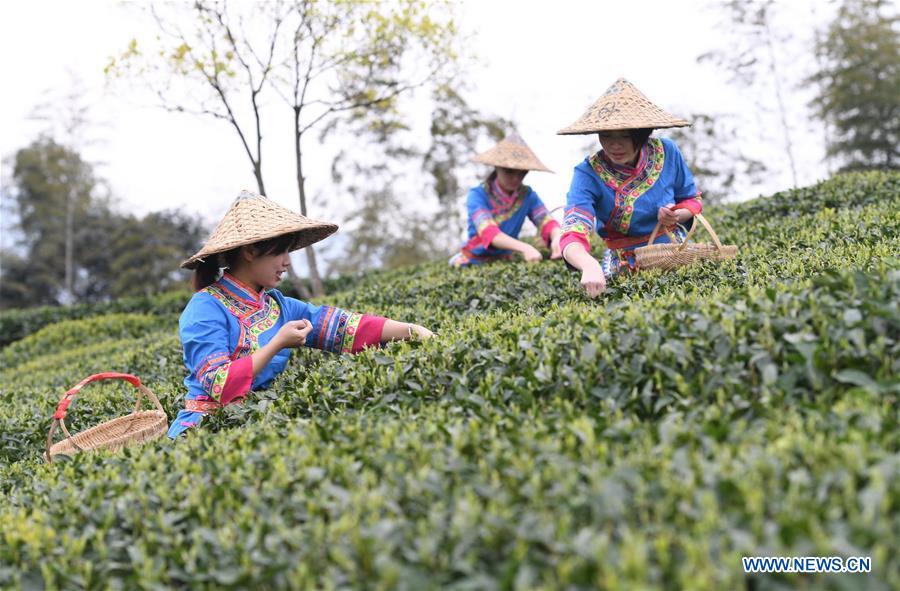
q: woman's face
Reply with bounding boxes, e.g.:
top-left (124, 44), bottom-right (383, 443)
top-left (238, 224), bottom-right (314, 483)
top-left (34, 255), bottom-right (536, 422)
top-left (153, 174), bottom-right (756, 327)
top-left (597, 131), bottom-right (639, 165)
top-left (496, 167), bottom-right (528, 192)
top-left (242, 248), bottom-right (292, 290)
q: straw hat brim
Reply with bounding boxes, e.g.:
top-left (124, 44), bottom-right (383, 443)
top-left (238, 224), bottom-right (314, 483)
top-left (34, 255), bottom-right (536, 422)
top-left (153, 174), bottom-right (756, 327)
top-left (180, 191), bottom-right (339, 270)
top-left (556, 118), bottom-right (690, 135)
top-left (180, 223), bottom-right (337, 270)
top-left (557, 78), bottom-right (690, 135)
top-left (472, 152), bottom-right (553, 173)
top-left (472, 133), bottom-right (554, 173)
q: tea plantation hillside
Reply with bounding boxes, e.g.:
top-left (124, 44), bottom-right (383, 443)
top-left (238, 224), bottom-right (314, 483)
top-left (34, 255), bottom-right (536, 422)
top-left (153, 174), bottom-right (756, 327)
top-left (0, 171), bottom-right (898, 590)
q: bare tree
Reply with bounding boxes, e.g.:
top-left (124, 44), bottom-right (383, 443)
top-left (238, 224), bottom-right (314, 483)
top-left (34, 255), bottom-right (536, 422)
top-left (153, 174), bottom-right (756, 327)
top-left (699, 0), bottom-right (800, 187)
top-left (107, 0), bottom-right (458, 296)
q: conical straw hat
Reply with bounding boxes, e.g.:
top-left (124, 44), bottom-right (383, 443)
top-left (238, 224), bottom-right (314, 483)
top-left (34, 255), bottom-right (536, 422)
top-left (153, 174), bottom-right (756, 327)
top-left (557, 78), bottom-right (690, 135)
top-left (472, 132), bottom-right (553, 172)
top-left (181, 190), bottom-right (338, 269)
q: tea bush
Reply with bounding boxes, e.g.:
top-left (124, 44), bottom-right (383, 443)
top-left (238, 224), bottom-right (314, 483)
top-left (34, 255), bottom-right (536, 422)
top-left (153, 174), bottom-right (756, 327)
top-left (0, 290), bottom-right (189, 348)
top-left (0, 171), bottom-right (897, 590)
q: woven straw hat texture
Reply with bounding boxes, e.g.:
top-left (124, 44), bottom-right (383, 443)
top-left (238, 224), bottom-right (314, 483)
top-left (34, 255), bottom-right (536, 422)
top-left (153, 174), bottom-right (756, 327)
top-left (472, 132), bottom-right (553, 172)
top-left (557, 78), bottom-right (690, 135)
top-left (181, 190), bottom-right (338, 270)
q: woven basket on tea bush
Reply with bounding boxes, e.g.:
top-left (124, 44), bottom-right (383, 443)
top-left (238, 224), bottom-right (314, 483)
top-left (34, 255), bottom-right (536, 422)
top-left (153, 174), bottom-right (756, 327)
top-left (45, 372), bottom-right (167, 462)
top-left (635, 213), bottom-right (737, 271)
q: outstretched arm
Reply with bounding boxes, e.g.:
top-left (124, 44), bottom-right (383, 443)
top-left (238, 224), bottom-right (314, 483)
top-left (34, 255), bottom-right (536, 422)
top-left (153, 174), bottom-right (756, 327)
top-left (381, 319), bottom-right (433, 341)
top-left (549, 226), bottom-right (563, 259)
top-left (490, 232), bottom-right (543, 262)
top-left (284, 296), bottom-right (433, 353)
top-left (562, 242), bottom-right (606, 298)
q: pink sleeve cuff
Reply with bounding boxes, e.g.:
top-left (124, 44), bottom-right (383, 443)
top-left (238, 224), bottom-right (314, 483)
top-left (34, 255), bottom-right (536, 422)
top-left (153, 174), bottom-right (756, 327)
top-left (219, 355), bottom-right (253, 406)
top-left (673, 197), bottom-right (702, 216)
top-left (540, 219), bottom-right (561, 246)
top-left (352, 314), bottom-right (388, 353)
top-left (478, 224), bottom-right (501, 249)
top-left (559, 231), bottom-right (590, 255)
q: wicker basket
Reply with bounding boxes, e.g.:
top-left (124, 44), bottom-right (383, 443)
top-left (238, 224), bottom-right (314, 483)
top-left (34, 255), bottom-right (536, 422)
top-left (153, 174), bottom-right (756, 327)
top-left (634, 213), bottom-right (737, 271)
top-left (45, 372), bottom-right (167, 463)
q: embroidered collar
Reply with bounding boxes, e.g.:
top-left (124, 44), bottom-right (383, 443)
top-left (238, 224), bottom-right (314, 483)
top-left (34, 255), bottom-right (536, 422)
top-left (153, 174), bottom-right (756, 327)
top-left (219, 273), bottom-right (267, 308)
top-left (597, 143), bottom-right (650, 181)
top-left (490, 178), bottom-right (518, 201)
top-left (485, 178), bottom-right (527, 208)
top-left (588, 138), bottom-right (666, 236)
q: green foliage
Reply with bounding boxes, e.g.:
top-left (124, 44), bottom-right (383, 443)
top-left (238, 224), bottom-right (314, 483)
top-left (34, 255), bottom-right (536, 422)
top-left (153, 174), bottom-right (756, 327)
top-left (326, 84), bottom-right (511, 275)
top-left (2, 136), bottom-right (96, 307)
top-left (811, 0), bottom-right (900, 171)
top-left (84, 209), bottom-right (208, 300)
top-left (0, 289), bottom-right (190, 348)
top-left (661, 113), bottom-right (767, 204)
top-left (107, 0), bottom-right (466, 297)
top-left (1, 138), bottom-right (206, 309)
top-left (0, 171), bottom-right (898, 589)
top-left (0, 313), bottom-right (172, 370)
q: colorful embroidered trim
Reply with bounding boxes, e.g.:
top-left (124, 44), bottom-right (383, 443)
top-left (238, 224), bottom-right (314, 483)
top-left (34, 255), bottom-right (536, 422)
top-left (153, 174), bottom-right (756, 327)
top-left (185, 399), bottom-right (223, 413)
top-left (204, 283), bottom-right (282, 359)
top-left (590, 138), bottom-right (666, 234)
top-left (310, 305), bottom-right (367, 353)
top-left (472, 207), bottom-right (498, 236)
top-left (483, 181), bottom-right (529, 224)
top-left (560, 206), bottom-right (595, 254)
top-left (340, 312), bottom-right (364, 354)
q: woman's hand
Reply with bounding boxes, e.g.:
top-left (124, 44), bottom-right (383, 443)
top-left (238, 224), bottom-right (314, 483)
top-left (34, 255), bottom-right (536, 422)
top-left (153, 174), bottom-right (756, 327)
top-left (657, 205), bottom-right (679, 226)
top-left (658, 205), bottom-right (692, 227)
top-left (490, 232), bottom-right (544, 263)
top-left (550, 232), bottom-right (563, 260)
top-left (581, 263), bottom-right (606, 298)
top-left (253, 319), bottom-right (313, 377)
top-left (381, 320), bottom-right (434, 342)
top-left (407, 324), bottom-right (434, 339)
top-left (562, 242), bottom-right (606, 298)
top-left (274, 319), bottom-right (313, 348)
top-left (520, 244), bottom-right (543, 263)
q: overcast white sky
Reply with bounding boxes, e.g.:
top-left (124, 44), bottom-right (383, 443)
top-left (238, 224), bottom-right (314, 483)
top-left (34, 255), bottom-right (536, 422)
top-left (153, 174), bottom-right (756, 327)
top-left (0, 0), bottom-right (834, 268)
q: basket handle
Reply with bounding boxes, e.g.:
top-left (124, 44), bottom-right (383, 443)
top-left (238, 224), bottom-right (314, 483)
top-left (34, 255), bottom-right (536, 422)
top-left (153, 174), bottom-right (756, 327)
top-left (547, 205), bottom-right (566, 226)
top-left (648, 213), bottom-right (724, 252)
top-left (45, 372), bottom-right (163, 462)
top-left (692, 213), bottom-right (725, 251)
top-left (647, 220), bottom-right (685, 247)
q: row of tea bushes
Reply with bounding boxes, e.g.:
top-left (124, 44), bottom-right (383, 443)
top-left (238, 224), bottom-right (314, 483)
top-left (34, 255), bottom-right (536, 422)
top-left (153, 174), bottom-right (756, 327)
top-left (208, 259), bottom-right (900, 434)
top-left (1, 204), bottom-right (894, 466)
top-left (0, 290), bottom-right (189, 348)
top-left (0, 262), bottom-right (896, 587)
top-left (1, 346), bottom-right (896, 589)
top-left (0, 315), bottom-right (184, 465)
top-left (1, 170), bottom-right (894, 350)
top-left (0, 313), bottom-right (175, 370)
top-left (327, 197), bottom-right (898, 329)
top-left (0, 171), bottom-right (897, 589)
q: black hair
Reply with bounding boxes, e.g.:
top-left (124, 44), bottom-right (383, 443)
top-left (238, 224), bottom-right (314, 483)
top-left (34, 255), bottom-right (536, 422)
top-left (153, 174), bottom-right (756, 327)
top-left (629, 128), bottom-right (654, 148)
top-left (597, 128), bottom-right (655, 150)
top-left (486, 167), bottom-right (528, 186)
top-left (191, 233), bottom-right (297, 291)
